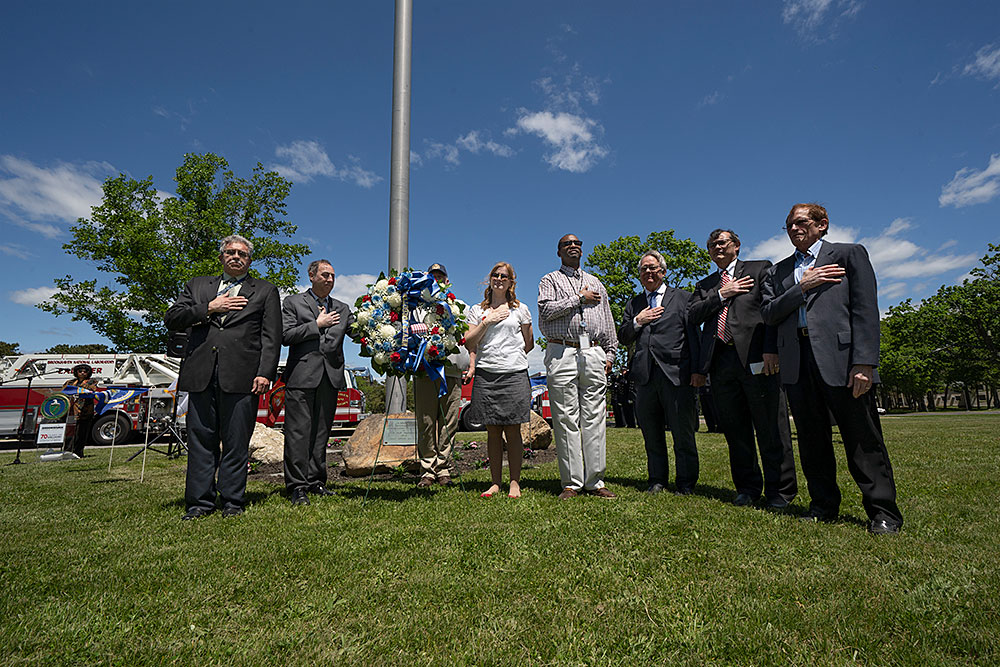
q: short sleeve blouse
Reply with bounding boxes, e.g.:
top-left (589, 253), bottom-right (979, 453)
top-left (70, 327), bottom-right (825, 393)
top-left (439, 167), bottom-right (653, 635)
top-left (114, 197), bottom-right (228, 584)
top-left (468, 302), bottom-right (532, 373)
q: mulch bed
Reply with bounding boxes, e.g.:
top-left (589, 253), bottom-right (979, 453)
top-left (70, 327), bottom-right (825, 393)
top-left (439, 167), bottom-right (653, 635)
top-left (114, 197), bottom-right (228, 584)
top-left (248, 437), bottom-right (558, 483)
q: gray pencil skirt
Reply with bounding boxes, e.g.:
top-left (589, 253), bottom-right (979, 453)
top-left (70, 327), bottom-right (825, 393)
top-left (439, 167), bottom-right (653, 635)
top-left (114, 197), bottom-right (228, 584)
top-left (468, 369), bottom-right (530, 425)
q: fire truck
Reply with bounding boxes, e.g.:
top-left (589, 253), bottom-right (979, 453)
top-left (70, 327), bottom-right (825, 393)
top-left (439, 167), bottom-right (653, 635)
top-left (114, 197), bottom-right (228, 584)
top-left (0, 354), bottom-right (365, 446)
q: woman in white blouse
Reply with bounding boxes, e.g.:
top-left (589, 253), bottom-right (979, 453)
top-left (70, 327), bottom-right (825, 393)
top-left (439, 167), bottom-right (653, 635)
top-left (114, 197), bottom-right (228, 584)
top-left (465, 261), bottom-right (534, 498)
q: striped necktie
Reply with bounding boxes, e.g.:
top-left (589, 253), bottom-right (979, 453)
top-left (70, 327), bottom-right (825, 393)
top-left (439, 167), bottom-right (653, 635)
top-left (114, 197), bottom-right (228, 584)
top-left (717, 271), bottom-right (732, 343)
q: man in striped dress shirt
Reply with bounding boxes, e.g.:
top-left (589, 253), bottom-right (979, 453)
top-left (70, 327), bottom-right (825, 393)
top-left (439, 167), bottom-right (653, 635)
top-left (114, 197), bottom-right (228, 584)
top-left (538, 234), bottom-right (619, 500)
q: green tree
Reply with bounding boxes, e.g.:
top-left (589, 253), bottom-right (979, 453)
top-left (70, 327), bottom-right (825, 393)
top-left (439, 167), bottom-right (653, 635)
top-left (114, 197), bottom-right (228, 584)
top-left (39, 153), bottom-right (308, 352)
top-left (585, 231), bottom-right (711, 325)
top-left (44, 343), bottom-right (114, 354)
top-left (585, 230), bottom-right (710, 368)
top-left (0, 341), bottom-right (21, 357)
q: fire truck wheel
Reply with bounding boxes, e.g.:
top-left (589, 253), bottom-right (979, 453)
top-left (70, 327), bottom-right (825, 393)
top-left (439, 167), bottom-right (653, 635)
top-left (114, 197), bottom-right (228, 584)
top-left (91, 412), bottom-right (133, 447)
top-left (458, 409), bottom-right (483, 433)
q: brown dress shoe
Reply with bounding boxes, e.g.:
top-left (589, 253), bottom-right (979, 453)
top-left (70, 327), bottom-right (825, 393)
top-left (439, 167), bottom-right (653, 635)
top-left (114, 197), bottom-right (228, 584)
top-left (588, 487), bottom-right (617, 499)
top-left (417, 477), bottom-right (435, 488)
top-left (437, 475), bottom-right (453, 486)
top-left (558, 487), bottom-right (579, 500)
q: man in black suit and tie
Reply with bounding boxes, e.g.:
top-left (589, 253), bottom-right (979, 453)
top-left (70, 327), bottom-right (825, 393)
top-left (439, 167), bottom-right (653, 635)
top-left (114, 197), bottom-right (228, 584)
top-left (280, 259), bottom-right (353, 505)
top-left (689, 229), bottom-right (798, 509)
top-left (618, 250), bottom-right (701, 495)
top-left (165, 235), bottom-right (281, 520)
top-left (761, 203), bottom-right (902, 534)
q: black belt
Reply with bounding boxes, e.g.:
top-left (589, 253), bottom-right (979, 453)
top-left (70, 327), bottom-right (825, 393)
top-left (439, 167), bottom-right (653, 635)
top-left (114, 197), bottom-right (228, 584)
top-left (547, 337), bottom-right (580, 348)
top-left (797, 327), bottom-right (810, 338)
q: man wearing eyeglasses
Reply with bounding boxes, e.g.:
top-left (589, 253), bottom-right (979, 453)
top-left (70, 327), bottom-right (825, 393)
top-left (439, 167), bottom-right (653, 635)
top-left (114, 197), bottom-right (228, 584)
top-left (760, 204), bottom-right (902, 534)
top-left (618, 250), bottom-right (702, 496)
top-left (538, 234), bottom-right (619, 499)
top-left (165, 234), bottom-right (282, 520)
top-left (689, 229), bottom-right (797, 509)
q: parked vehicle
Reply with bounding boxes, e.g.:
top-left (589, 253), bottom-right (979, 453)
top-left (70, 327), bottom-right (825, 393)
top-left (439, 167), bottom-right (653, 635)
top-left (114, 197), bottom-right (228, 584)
top-left (0, 354), bottom-right (365, 446)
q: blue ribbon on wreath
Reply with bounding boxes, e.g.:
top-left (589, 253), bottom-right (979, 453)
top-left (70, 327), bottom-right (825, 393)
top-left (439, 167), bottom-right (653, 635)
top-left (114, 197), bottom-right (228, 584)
top-left (395, 271), bottom-right (438, 308)
top-left (394, 331), bottom-right (448, 397)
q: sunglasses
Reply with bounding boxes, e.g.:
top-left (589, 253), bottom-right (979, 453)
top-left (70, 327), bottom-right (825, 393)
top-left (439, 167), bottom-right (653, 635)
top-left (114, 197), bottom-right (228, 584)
top-left (559, 239), bottom-right (583, 247)
top-left (491, 272), bottom-right (510, 280)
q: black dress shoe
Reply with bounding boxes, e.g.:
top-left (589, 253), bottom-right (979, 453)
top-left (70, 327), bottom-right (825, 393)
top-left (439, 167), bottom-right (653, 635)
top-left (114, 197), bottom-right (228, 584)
top-left (222, 507), bottom-right (244, 518)
top-left (290, 488), bottom-right (310, 506)
top-left (646, 483), bottom-right (666, 494)
top-left (733, 493), bottom-right (756, 507)
top-left (181, 507), bottom-right (214, 521)
top-left (673, 487), bottom-right (694, 496)
top-left (799, 507), bottom-right (837, 523)
top-left (766, 496), bottom-right (792, 510)
top-left (310, 485), bottom-right (336, 497)
top-left (868, 519), bottom-right (901, 535)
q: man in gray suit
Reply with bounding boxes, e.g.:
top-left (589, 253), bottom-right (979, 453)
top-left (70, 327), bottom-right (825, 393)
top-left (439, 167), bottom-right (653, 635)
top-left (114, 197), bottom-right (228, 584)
top-left (760, 203), bottom-right (902, 534)
top-left (618, 250), bottom-right (701, 495)
top-left (281, 259), bottom-right (353, 505)
top-left (165, 234), bottom-right (281, 520)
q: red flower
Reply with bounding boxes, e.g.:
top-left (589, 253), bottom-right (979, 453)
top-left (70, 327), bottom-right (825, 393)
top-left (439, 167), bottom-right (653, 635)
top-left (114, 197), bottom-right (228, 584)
top-left (447, 292), bottom-right (455, 300)
top-left (390, 310), bottom-right (400, 322)
top-left (428, 345), bottom-right (439, 357)
top-left (459, 336), bottom-right (466, 345)
top-left (388, 277), bottom-right (397, 285)
top-left (362, 295), bottom-right (370, 302)
top-left (360, 337), bottom-right (367, 346)
top-left (436, 304), bottom-right (445, 315)
top-left (390, 352), bottom-right (402, 363)
top-left (432, 326), bottom-right (441, 335)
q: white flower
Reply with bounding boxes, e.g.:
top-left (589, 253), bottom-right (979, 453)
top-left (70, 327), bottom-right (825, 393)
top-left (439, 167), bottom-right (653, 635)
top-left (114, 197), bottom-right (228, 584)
top-left (356, 311), bottom-right (371, 326)
top-left (374, 279), bottom-right (389, 295)
top-left (420, 288), bottom-right (434, 302)
top-left (387, 293), bottom-right (402, 308)
top-left (378, 324), bottom-right (397, 340)
top-left (422, 312), bottom-right (440, 326)
top-left (374, 352), bottom-right (387, 365)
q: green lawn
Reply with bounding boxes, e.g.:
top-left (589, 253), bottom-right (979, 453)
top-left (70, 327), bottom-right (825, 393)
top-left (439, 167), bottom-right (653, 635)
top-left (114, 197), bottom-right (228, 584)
top-left (1, 415), bottom-right (998, 665)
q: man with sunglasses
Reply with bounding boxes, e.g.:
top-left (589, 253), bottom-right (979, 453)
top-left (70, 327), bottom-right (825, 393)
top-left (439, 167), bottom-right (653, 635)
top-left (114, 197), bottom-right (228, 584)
top-left (760, 204), bottom-right (902, 534)
top-left (165, 234), bottom-right (281, 520)
top-left (538, 234), bottom-right (619, 499)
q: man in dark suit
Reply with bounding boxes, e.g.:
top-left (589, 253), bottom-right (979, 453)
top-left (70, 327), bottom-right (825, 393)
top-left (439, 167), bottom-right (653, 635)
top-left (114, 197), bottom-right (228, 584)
top-left (761, 203), bottom-right (903, 534)
top-left (618, 250), bottom-right (701, 495)
top-left (165, 234), bottom-right (281, 520)
top-left (689, 229), bottom-right (798, 509)
top-left (281, 259), bottom-right (353, 505)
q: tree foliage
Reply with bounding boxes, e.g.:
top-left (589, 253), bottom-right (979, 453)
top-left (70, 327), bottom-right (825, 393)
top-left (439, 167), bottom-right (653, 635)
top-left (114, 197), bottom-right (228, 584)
top-left (39, 153), bottom-right (308, 353)
top-left (44, 344), bottom-right (114, 354)
top-left (878, 243), bottom-right (1000, 410)
top-left (0, 341), bottom-right (21, 357)
top-left (585, 230), bottom-right (711, 326)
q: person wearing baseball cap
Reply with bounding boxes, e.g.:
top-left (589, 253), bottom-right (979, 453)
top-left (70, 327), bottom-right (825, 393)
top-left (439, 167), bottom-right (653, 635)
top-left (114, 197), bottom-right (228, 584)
top-left (62, 363), bottom-right (102, 458)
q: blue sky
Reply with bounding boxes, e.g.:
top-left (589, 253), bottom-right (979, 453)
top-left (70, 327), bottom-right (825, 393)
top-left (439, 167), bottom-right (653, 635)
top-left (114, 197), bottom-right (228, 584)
top-left (2, 1), bottom-right (999, 374)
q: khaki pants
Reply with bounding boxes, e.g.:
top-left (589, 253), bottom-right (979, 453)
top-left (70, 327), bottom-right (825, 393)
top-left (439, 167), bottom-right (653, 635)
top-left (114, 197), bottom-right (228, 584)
top-left (544, 343), bottom-right (608, 491)
top-left (413, 374), bottom-right (461, 479)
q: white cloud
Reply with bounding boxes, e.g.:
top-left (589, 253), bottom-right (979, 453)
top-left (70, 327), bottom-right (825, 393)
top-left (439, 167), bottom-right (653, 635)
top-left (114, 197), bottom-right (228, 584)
top-left (939, 153), bottom-right (1000, 207)
top-left (270, 140), bottom-right (381, 189)
top-left (331, 273), bottom-right (378, 306)
top-left (0, 156), bottom-right (112, 230)
top-left (0, 244), bottom-right (32, 260)
top-left (782, 0), bottom-right (862, 36)
top-left (421, 131), bottom-right (514, 167)
top-left (963, 44), bottom-right (1000, 82)
top-left (698, 91), bottom-right (724, 108)
top-left (746, 219), bottom-right (978, 297)
top-left (511, 111), bottom-right (608, 173)
top-left (526, 344), bottom-right (546, 375)
top-left (410, 150), bottom-right (423, 166)
top-left (9, 285), bottom-right (58, 306)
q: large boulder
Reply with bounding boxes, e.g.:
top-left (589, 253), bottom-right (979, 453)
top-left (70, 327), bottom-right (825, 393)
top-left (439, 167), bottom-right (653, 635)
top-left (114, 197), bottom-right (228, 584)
top-left (341, 413), bottom-right (418, 477)
top-left (248, 422), bottom-right (284, 464)
top-left (510, 410), bottom-right (552, 450)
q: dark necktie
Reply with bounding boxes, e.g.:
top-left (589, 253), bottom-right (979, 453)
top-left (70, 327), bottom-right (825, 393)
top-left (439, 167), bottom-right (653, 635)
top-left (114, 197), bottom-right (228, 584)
top-left (717, 272), bottom-right (732, 343)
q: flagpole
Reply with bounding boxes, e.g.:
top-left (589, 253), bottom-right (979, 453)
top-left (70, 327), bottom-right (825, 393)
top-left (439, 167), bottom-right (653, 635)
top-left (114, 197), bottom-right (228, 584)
top-left (386, 0), bottom-right (412, 415)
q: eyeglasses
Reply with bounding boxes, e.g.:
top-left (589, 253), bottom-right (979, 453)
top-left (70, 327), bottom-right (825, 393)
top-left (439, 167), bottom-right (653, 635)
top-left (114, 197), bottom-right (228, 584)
top-left (491, 272), bottom-right (510, 280)
top-left (223, 249), bottom-right (250, 258)
top-left (639, 265), bottom-right (662, 273)
top-left (784, 219), bottom-right (814, 231)
top-left (709, 239), bottom-right (733, 248)
top-left (559, 239), bottom-right (583, 247)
